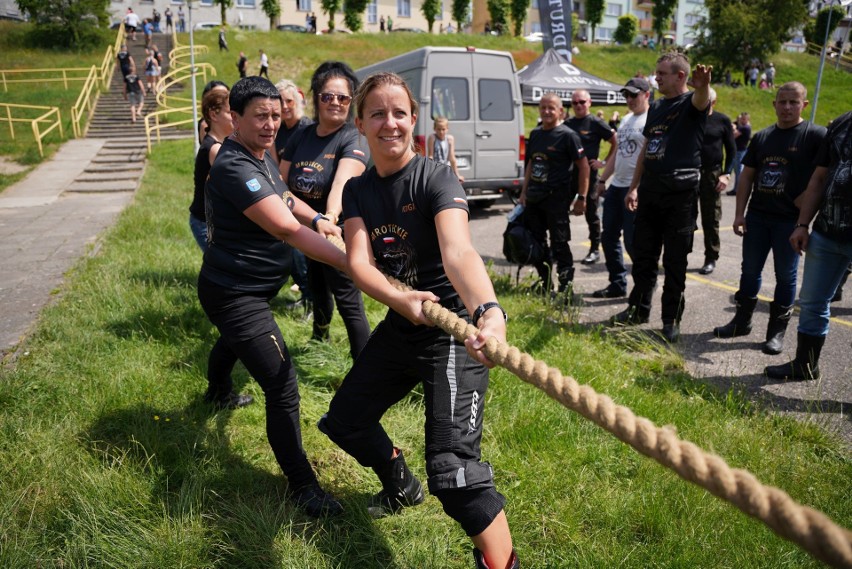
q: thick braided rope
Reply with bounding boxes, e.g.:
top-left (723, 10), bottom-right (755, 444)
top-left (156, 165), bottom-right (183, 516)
top-left (326, 235), bottom-right (852, 567)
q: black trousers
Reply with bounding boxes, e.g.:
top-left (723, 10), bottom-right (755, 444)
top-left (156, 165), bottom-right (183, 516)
top-left (628, 187), bottom-right (698, 323)
top-left (198, 275), bottom-right (317, 490)
top-left (698, 167), bottom-right (722, 262)
top-left (318, 303), bottom-right (504, 535)
top-left (524, 191), bottom-right (575, 289)
top-left (572, 166), bottom-right (601, 250)
top-left (307, 258), bottom-right (371, 360)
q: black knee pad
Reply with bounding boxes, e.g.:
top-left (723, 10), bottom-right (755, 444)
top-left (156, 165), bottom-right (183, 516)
top-left (434, 486), bottom-right (506, 537)
top-left (427, 455), bottom-right (506, 536)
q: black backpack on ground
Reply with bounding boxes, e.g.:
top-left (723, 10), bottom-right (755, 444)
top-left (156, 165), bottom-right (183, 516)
top-left (502, 206), bottom-right (545, 266)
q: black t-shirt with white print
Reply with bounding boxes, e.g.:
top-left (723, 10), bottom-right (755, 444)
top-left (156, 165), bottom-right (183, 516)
top-left (642, 91), bottom-right (708, 175)
top-left (201, 137), bottom-right (295, 292)
top-left (743, 120), bottom-right (826, 221)
top-left (342, 154), bottom-right (467, 303)
top-left (524, 123), bottom-right (585, 201)
top-left (282, 122), bottom-right (370, 213)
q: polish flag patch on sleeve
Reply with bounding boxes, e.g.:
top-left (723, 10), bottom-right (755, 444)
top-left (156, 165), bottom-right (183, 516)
top-left (453, 197), bottom-right (467, 204)
top-left (353, 149), bottom-right (366, 157)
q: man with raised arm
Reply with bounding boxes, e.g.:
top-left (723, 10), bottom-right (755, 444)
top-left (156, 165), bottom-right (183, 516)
top-left (610, 52), bottom-right (712, 343)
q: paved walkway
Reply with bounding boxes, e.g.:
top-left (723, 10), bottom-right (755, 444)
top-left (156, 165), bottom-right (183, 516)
top-left (0, 139), bottom-right (135, 358)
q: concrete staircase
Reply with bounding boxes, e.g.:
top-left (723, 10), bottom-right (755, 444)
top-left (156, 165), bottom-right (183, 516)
top-left (68, 32), bottom-right (193, 194)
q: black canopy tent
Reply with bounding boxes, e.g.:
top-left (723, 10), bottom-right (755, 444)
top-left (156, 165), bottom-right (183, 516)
top-left (517, 48), bottom-right (627, 106)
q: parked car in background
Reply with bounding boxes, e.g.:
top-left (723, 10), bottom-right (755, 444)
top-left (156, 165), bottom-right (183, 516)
top-left (277, 24), bottom-right (309, 33)
top-left (524, 31), bottom-right (543, 42)
top-left (193, 22), bottom-right (219, 30)
top-left (321, 28), bottom-right (352, 34)
top-left (390, 27), bottom-right (426, 33)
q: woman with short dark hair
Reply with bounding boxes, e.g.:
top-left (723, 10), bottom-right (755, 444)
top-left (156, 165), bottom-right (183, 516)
top-left (198, 76), bottom-right (346, 517)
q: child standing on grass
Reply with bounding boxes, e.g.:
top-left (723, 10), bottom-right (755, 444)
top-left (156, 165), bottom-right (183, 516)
top-left (427, 116), bottom-right (464, 181)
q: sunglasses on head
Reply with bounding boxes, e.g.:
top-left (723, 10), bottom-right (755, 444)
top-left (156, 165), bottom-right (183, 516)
top-left (319, 92), bottom-right (352, 105)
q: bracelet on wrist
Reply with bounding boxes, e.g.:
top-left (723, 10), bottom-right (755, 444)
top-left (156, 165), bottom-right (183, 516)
top-left (472, 302), bottom-right (507, 326)
top-left (795, 223), bottom-right (809, 230)
top-left (311, 213), bottom-right (329, 230)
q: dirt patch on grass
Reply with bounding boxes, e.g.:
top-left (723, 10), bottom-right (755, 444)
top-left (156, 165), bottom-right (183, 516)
top-left (0, 156), bottom-right (29, 175)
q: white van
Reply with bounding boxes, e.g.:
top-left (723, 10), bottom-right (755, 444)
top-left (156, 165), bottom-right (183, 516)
top-left (355, 47), bottom-right (525, 205)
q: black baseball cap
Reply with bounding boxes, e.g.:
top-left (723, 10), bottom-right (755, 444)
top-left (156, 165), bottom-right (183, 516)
top-left (621, 77), bottom-right (651, 94)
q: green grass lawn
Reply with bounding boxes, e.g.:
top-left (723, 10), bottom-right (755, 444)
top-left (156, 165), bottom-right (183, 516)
top-left (0, 137), bottom-right (850, 568)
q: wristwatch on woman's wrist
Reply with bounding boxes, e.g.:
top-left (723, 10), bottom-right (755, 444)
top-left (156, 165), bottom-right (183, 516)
top-left (312, 213), bottom-right (329, 230)
top-left (795, 223), bottom-right (809, 230)
top-left (472, 302), bottom-right (507, 326)
top-left (575, 194), bottom-right (586, 202)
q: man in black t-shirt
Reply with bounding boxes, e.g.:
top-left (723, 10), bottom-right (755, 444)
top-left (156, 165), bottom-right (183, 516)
top-left (567, 89), bottom-right (618, 265)
top-left (237, 52), bottom-right (247, 78)
top-left (766, 109), bottom-right (852, 380)
top-left (713, 82), bottom-right (826, 356)
top-left (520, 92), bottom-right (590, 296)
top-left (612, 52), bottom-right (712, 343)
top-left (697, 89), bottom-right (736, 274)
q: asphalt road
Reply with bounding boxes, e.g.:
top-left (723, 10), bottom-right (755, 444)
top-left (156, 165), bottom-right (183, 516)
top-left (468, 190), bottom-right (852, 450)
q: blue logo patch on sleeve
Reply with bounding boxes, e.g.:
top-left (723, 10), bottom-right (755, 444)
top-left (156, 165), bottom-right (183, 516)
top-left (246, 178), bottom-right (262, 192)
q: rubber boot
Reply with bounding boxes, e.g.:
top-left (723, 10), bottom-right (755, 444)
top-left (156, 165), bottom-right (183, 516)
top-left (713, 292), bottom-right (757, 338)
top-left (763, 302), bottom-right (793, 355)
top-left (473, 548), bottom-right (519, 569)
top-left (367, 449), bottom-right (424, 518)
top-left (764, 332), bottom-right (825, 381)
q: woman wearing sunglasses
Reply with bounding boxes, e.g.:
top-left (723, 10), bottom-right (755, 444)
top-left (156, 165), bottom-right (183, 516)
top-left (279, 61), bottom-right (371, 360)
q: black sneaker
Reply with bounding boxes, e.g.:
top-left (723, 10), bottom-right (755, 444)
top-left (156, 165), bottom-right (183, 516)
top-left (290, 482), bottom-right (344, 518)
top-left (203, 390), bottom-right (254, 410)
top-left (592, 286), bottom-right (626, 299)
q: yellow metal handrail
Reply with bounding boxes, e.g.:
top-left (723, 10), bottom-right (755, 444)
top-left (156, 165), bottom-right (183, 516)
top-left (71, 65), bottom-right (101, 138)
top-left (144, 105), bottom-right (195, 153)
top-left (168, 44), bottom-right (209, 70)
top-left (0, 103), bottom-right (64, 157)
top-left (99, 44), bottom-right (116, 90)
top-left (155, 62), bottom-right (216, 108)
top-left (0, 68), bottom-right (93, 93)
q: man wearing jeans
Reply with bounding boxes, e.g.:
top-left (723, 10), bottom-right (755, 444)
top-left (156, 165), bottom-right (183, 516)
top-left (712, 82), bottom-right (825, 356)
top-left (766, 110), bottom-right (852, 380)
top-left (593, 77), bottom-right (650, 298)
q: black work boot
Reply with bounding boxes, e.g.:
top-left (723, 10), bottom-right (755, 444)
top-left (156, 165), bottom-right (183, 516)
top-left (203, 388), bottom-right (254, 410)
top-left (763, 302), bottom-right (793, 355)
top-left (713, 292), bottom-right (757, 338)
top-left (368, 449), bottom-right (424, 518)
top-left (661, 321), bottom-right (680, 343)
top-left (764, 332), bottom-right (825, 381)
top-left (473, 548), bottom-right (519, 569)
top-left (610, 304), bottom-right (649, 325)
